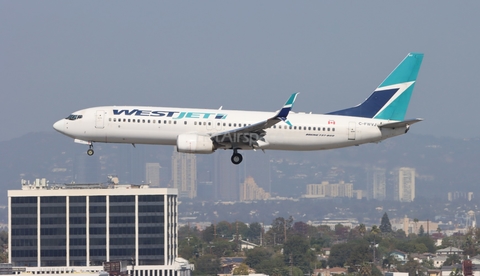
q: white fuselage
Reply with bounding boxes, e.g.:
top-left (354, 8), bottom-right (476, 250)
top-left (54, 106), bottom-right (407, 152)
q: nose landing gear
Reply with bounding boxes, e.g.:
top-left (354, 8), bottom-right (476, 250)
top-left (231, 149), bottom-right (243, 165)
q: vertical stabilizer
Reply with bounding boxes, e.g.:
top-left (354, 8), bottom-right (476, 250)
top-left (327, 53), bottom-right (424, 121)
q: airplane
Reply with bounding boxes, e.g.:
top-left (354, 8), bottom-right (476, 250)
top-left (53, 52), bottom-right (424, 165)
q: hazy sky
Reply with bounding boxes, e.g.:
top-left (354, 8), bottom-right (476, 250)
top-left (2, 1), bottom-right (480, 142)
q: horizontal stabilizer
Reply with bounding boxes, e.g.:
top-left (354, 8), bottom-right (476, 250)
top-left (378, 118), bottom-right (423, 129)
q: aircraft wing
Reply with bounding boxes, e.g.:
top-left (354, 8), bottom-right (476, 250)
top-left (210, 93), bottom-right (299, 148)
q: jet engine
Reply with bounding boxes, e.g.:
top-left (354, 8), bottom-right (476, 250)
top-left (176, 133), bottom-right (215, 154)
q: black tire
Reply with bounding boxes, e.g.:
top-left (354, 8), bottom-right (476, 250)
top-left (231, 153), bottom-right (243, 165)
top-left (87, 149), bottom-right (94, 156)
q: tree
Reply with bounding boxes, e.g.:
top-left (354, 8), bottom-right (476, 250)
top-left (232, 263), bottom-right (249, 275)
top-left (328, 242), bottom-right (351, 267)
top-left (247, 222), bottom-right (262, 243)
top-left (359, 224), bottom-right (366, 237)
top-left (254, 253), bottom-right (289, 276)
top-left (293, 221), bottom-right (308, 236)
top-left (216, 221), bottom-right (233, 238)
top-left (245, 247), bottom-right (273, 269)
top-left (265, 217), bottom-right (293, 246)
top-left (193, 254), bottom-right (220, 276)
top-left (380, 213), bottom-right (393, 233)
top-left (398, 259), bottom-right (425, 276)
top-left (418, 225), bottom-right (425, 236)
top-left (283, 235), bottom-right (315, 273)
top-left (443, 254), bottom-right (461, 266)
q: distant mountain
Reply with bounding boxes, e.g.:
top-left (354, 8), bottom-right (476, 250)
top-left (1, 131), bottom-right (479, 207)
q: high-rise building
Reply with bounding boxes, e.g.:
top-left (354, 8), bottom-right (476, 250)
top-left (305, 181), bottom-right (353, 198)
top-left (394, 167), bottom-right (416, 202)
top-left (146, 163), bottom-right (161, 187)
top-left (367, 167), bottom-right (386, 200)
top-left (239, 176), bottom-right (270, 201)
top-left (8, 181), bottom-right (191, 275)
top-left (171, 149), bottom-right (197, 199)
top-left (242, 152), bottom-right (271, 194)
top-left (214, 150), bottom-right (239, 201)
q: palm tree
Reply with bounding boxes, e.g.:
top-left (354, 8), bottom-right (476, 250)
top-left (359, 224), bottom-right (366, 237)
top-left (370, 225), bottom-right (381, 265)
top-left (359, 262), bottom-right (372, 276)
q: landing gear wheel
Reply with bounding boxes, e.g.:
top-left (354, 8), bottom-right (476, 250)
top-left (231, 153), bottom-right (243, 165)
top-left (87, 148), bottom-right (94, 156)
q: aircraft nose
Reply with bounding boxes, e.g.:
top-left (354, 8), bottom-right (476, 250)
top-left (53, 120), bottom-right (64, 133)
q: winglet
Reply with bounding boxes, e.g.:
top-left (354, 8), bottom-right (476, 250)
top-left (275, 93), bottom-right (299, 121)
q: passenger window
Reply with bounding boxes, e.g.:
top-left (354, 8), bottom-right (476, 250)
top-left (229, 123), bottom-right (232, 127)
top-left (327, 128), bottom-right (330, 131)
top-left (132, 119), bottom-right (135, 122)
top-left (294, 126), bottom-right (297, 130)
top-left (223, 123), bottom-right (226, 127)
top-left (109, 118), bottom-right (112, 122)
top-left (217, 122), bottom-right (220, 126)
top-left (113, 118), bottom-right (116, 122)
top-left (128, 119), bottom-right (131, 122)
top-left (332, 128), bottom-right (335, 131)
top-left (184, 121), bottom-right (187, 125)
top-left (174, 121), bottom-right (177, 124)
top-left (157, 120), bottom-right (160, 124)
top-left (164, 120), bottom-right (167, 124)
top-left (323, 127), bottom-right (325, 131)
top-left (123, 119), bottom-right (126, 122)
top-left (289, 126), bottom-right (292, 130)
top-left (148, 120), bottom-right (150, 123)
top-left (308, 127), bottom-right (311, 130)
top-left (208, 122), bottom-right (211, 126)
top-left (313, 127), bottom-right (316, 130)
top-left (273, 125), bottom-right (276, 129)
top-left (169, 121), bottom-right (171, 124)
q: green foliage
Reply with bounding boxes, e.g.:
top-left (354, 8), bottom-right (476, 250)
top-left (245, 247), bottom-right (273, 268)
top-left (418, 225), bottom-right (425, 236)
top-left (443, 254), bottom-right (462, 266)
top-left (328, 242), bottom-right (351, 268)
top-left (232, 263), bottom-right (249, 275)
top-left (265, 217), bottom-right (293, 246)
top-left (203, 224), bottom-right (215, 243)
top-left (283, 235), bottom-right (315, 273)
top-left (397, 259), bottom-right (426, 276)
top-left (247, 222), bottom-right (262, 243)
top-left (254, 253), bottom-right (289, 276)
top-left (192, 254), bottom-right (220, 276)
top-left (216, 221), bottom-right (233, 238)
top-left (380, 213), bottom-right (393, 233)
top-left (210, 239), bottom-right (237, 258)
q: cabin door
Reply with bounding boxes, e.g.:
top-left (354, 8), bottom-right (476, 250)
top-left (348, 122), bottom-right (356, 140)
top-left (95, 110), bottom-right (105, 129)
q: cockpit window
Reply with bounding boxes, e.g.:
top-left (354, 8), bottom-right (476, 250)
top-left (65, 115), bottom-right (83, 120)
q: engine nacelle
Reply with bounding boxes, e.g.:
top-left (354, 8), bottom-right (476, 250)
top-left (176, 133), bottom-right (215, 154)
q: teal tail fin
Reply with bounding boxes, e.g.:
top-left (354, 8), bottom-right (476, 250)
top-left (328, 53), bottom-right (424, 121)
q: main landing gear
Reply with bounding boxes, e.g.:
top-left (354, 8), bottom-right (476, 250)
top-left (231, 149), bottom-right (243, 165)
top-left (86, 144), bottom-right (94, 156)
